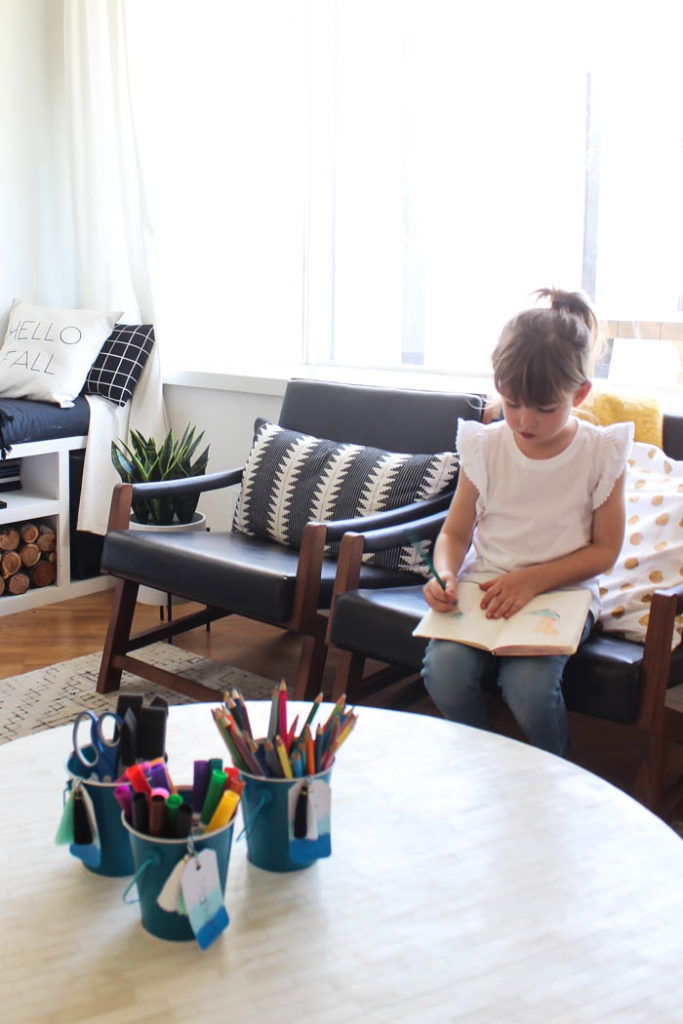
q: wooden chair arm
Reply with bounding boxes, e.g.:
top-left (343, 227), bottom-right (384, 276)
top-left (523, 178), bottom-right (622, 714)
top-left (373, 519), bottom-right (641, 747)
top-left (324, 511), bottom-right (445, 645)
top-left (638, 587), bottom-right (681, 730)
top-left (325, 531), bottom-right (366, 645)
top-left (356, 510), bottom-right (447, 553)
top-left (129, 466), bottom-right (244, 500)
top-left (106, 483), bottom-right (134, 532)
top-left (105, 467), bottom-right (245, 533)
top-left (288, 521), bottom-right (329, 632)
top-left (321, 490), bottom-right (453, 542)
top-left (329, 509), bottom-right (446, 591)
top-left (658, 581), bottom-right (683, 615)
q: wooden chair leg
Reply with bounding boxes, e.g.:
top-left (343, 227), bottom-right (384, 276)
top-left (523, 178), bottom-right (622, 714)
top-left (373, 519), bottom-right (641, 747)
top-left (332, 649), bottom-right (366, 703)
top-left (633, 728), bottom-right (668, 811)
top-left (292, 634), bottom-right (328, 701)
top-left (96, 578), bottom-right (139, 694)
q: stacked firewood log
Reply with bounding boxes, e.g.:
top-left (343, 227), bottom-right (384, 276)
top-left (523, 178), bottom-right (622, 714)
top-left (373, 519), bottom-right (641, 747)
top-left (0, 522), bottom-right (57, 596)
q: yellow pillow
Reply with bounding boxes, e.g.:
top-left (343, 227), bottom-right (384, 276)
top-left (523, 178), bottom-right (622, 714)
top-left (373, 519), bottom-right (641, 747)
top-left (575, 391), bottom-right (662, 447)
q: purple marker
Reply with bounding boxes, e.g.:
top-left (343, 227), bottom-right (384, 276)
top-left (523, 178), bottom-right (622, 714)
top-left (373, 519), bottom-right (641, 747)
top-left (192, 760), bottom-right (210, 812)
top-left (148, 761), bottom-right (172, 792)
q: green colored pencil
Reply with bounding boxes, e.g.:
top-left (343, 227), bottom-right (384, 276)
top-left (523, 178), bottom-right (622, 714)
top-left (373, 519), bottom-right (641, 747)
top-left (407, 531), bottom-right (446, 590)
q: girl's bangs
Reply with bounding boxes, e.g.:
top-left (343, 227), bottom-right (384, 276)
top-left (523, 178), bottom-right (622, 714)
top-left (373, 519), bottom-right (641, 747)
top-left (496, 355), bottom-right (564, 407)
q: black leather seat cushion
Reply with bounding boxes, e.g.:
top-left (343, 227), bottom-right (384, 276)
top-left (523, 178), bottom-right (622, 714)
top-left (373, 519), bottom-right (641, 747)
top-left (102, 529), bottom-right (422, 624)
top-left (329, 584), bottom-right (683, 724)
top-left (330, 585), bottom-right (431, 668)
top-left (562, 633), bottom-right (683, 723)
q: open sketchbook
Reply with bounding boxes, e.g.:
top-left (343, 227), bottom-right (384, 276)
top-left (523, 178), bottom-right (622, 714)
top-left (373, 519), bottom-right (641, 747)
top-left (413, 581), bottom-right (592, 656)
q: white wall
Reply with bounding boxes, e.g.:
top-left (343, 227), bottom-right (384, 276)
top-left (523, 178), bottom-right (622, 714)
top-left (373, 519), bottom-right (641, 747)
top-left (0, 0), bottom-right (76, 338)
top-left (164, 382), bottom-right (284, 529)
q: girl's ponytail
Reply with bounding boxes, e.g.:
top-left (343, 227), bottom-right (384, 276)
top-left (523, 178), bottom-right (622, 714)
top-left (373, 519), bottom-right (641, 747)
top-left (536, 287), bottom-right (598, 345)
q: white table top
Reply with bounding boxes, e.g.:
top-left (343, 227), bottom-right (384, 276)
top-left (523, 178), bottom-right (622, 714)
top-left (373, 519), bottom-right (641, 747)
top-left (1, 701), bottom-right (682, 1024)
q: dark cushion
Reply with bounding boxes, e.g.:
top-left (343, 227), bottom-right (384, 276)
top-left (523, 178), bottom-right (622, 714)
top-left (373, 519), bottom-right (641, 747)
top-left (84, 323), bottom-right (155, 406)
top-left (101, 528), bottom-right (420, 623)
top-left (232, 419), bottom-right (458, 575)
top-left (330, 584), bottom-right (683, 725)
top-left (330, 586), bottom-right (431, 667)
top-left (563, 631), bottom-right (683, 724)
top-left (663, 412), bottom-right (683, 461)
top-left (0, 395), bottom-right (90, 451)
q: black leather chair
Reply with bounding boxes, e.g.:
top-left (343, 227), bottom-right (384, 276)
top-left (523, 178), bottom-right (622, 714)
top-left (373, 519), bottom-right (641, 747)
top-left (96, 379), bottom-right (486, 702)
top-left (328, 411), bottom-right (683, 816)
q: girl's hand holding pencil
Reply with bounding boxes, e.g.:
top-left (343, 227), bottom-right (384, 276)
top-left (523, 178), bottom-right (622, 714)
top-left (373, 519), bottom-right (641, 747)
top-left (422, 569), bottom-right (458, 612)
top-left (211, 684), bottom-right (358, 778)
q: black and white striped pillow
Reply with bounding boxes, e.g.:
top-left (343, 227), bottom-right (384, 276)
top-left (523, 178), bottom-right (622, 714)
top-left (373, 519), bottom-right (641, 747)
top-left (233, 420), bottom-right (458, 576)
top-left (84, 323), bottom-right (155, 406)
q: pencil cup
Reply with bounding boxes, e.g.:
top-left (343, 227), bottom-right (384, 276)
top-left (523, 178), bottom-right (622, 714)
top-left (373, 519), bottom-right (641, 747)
top-left (66, 749), bottom-right (134, 877)
top-left (239, 768), bottom-right (333, 873)
top-left (121, 814), bottom-right (234, 941)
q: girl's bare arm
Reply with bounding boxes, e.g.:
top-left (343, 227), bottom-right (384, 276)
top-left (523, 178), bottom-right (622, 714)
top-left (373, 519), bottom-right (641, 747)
top-left (422, 470), bottom-right (478, 611)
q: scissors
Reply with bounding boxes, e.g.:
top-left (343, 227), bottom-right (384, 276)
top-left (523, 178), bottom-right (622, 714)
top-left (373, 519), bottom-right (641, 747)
top-left (72, 710), bottom-right (123, 781)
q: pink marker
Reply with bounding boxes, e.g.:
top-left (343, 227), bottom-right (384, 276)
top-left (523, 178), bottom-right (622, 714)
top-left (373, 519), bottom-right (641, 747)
top-left (113, 783), bottom-right (134, 822)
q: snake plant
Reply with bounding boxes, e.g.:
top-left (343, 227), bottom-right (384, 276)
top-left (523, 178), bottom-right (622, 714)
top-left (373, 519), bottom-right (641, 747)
top-left (111, 424), bottom-right (210, 525)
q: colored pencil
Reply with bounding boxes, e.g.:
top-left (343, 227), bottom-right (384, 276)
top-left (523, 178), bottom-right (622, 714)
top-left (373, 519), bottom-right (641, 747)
top-left (274, 735), bottom-right (293, 779)
top-left (278, 680), bottom-right (288, 742)
top-left (407, 530), bottom-right (446, 590)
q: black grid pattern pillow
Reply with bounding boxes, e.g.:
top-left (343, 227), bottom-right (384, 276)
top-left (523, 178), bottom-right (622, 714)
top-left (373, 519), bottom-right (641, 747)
top-left (233, 420), bottom-right (458, 576)
top-left (84, 323), bottom-right (155, 406)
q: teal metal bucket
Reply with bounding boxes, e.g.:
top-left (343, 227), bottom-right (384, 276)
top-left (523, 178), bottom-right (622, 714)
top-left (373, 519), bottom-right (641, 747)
top-left (122, 816), bottom-right (234, 941)
top-left (66, 749), bottom-right (133, 877)
top-left (239, 768), bottom-right (332, 873)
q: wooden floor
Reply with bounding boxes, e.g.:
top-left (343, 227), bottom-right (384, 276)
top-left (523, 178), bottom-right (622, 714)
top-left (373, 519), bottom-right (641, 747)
top-left (0, 588), bottom-right (343, 687)
top-left (2, 586), bottom-right (683, 822)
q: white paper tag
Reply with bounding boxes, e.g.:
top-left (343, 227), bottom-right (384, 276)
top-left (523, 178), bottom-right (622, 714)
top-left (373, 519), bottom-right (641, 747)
top-left (306, 786), bottom-right (319, 840)
top-left (157, 855), bottom-right (191, 914)
top-left (180, 849), bottom-right (229, 949)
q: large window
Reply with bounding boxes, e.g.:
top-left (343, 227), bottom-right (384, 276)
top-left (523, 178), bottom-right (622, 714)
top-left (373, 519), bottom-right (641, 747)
top-left (126, 1), bottom-right (683, 388)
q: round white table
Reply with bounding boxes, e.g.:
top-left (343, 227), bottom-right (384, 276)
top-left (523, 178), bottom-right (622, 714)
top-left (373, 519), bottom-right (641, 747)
top-left (1, 702), bottom-right (682, 1023)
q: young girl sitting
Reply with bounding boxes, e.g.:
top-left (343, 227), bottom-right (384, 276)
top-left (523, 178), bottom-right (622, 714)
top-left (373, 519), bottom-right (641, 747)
top-left (421, 288), bottom-right (633, 756)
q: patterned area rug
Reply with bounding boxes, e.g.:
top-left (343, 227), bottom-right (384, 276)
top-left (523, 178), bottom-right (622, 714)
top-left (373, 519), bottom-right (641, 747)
top-left (0, 643), bottom-right (276, 744)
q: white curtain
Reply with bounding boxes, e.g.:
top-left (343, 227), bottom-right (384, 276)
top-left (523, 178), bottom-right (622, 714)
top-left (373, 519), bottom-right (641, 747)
top-left (63, 0), bottom-right (153, 321)
top-left (118, 0), bottom-right (683, 386)
top-left (63, 0), bottom-right (168, 534)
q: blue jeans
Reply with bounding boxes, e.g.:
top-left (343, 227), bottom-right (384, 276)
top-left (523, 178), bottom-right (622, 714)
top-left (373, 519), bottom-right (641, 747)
top-left (421, 615), bottom-right (593, 756)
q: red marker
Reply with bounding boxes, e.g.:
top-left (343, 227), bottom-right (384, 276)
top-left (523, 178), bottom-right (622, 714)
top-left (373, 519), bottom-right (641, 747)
top-left (125, 762), bottom-right (152, 796)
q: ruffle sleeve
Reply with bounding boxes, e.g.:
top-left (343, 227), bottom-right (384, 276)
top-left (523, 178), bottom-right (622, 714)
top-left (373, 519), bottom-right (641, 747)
top-left (456, 418), bottom-right (488, 500)
top-left (592, 421), bottom-right (635, 510)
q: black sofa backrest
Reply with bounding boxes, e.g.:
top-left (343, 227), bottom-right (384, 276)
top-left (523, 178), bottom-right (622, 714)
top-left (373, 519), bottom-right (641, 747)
top-left (662, 412), bottom-right (683, 460)
top-left (279, 382), bottom-right (683, 461)
top-left (278, 379), bottom-right (486, 453)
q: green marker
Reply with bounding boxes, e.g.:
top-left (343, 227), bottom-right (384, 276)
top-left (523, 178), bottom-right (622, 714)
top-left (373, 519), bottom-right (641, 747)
top-left (200, 769), bottom-right (228, 826)
top-left (165, 792), bottom-right (183, 831)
